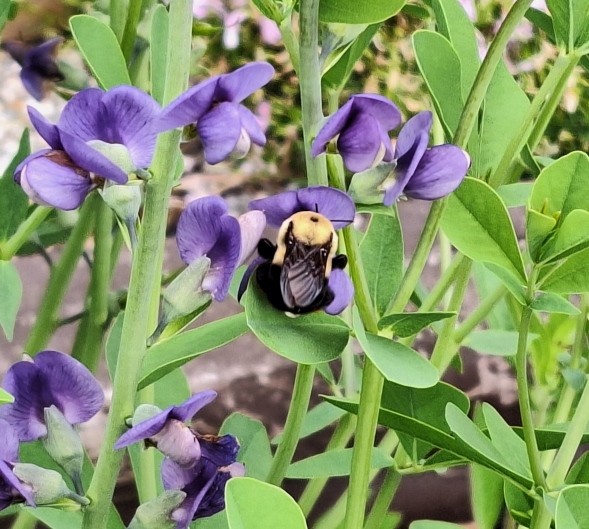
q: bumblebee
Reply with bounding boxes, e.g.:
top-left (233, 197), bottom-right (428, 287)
top-left (255, 211), bottom-right (348, 314)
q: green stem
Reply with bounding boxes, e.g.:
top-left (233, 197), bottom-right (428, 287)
top-left (453, 284), bottom-right (508, 344)
top-left (82, 0), bottom-right (192, 526)
top-left (363, 469), bottom-right (401, 529)
top-left (24, 200), bottom-right (95, 355)
top-left (299, 0), bottom-right (327, 186)
top-left (10, 511), bottom-right (36, 529)
top-left (429, 259), bottom-right (472, 372)
top-left (0, 206), bottom-right (52, 260)
top-left (109, 0), bottom-right (127, 43)
top-left (452, 0), bottom-right (535, 148)
top-left (419, 253), bottom-right (465, 312)
top-left (280, 17), bottom-right (300, 73)
top-left (266, 364), bottom-right (316, 486)
top-left (488, 53), bottom-right (573, 188)
top-left (121, 0), bottom-right (143, 64)
top-left (298, 413), bottom-right (357, 516)
top-left (529, 498), bottom-right (553, 529)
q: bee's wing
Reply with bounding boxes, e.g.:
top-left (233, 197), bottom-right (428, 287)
top-left (280, 244), bottom-right (327, 310)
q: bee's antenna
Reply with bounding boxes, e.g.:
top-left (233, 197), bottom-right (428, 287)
top-left (315, 203), bottom-right (319, 213)
top-left (330, 218), bottom-right (355, 224)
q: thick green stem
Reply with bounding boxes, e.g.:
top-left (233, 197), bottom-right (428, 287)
top-left (280, 17), bottom-right (300, 73)
top-left (529, 498), bottom-right (553, 529)
top-left (82, 1), bottom-right (191, 527)
top-left (363, 469), bottom-right (401, 529)
top-left (0, 206), bottom-right (52, 260)
top-left (298, 413), bottom-right (357, 515)
top-left (267, 364), bottom-right (316, 486)
top-left (299, 0), bottom-right (327, 186)
top-left (121, 0), bottom-right (143, 64)
top-left (25, 200), bottom-right (95, 354)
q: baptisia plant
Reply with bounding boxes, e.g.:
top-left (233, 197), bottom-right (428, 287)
top-left (14, 85), bottom-right (160, 210)
top-left (116, 391), bottom-right (244, 528)
top-left (156, 62), bottom-right (274, 164)
top-left (239, 186), bottom-right (355, 315)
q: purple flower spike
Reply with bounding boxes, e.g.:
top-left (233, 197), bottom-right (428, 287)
top-left (383, 111), bottom-right (470, 206)
top-left (156, 62), bottom-right (274, 164)
top-left (162, 434), bottom-right (244, 527)
top-left (0, 351), bottom-right (104, 442)
top-left (176, 197), bottom-right (266, 301)
top-left (312, 94), bottom-right (401, 173)
top-left (248, 185), bottom-right (356, 229)
top-left (15, 85), bottom-right (160, 210)
top-left (2, 38), bottom-right (64, 101)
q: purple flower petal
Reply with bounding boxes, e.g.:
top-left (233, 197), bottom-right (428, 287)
top-left (57, 88), bottom-right (105, 142)
top-left (161, 457), bottom-right (194, 491)
top-left (197, 102), bottom-right (242, 164)
top-left (236, 106), bottom-right (266, 146)
top-left (114, 413), bottom-right (169, 449)
top-left (0, 419), bottom-right (20, 463)
top-left (0, 460), bottom-right (35, 507)
top-left (18, 151), bottom-right (93, 210)
top-left (324, 269), bottom-right (354, 315)
top-left (171, 391), bottom-right (218, 423)
top-left (216, 62), bottom-right (274, 103)
top-left (20, 69), bottom-right (44, 101)
top-left (311, 99), bottom-right (354, 158)
top-left (199, 434), bottom-right (240, 467)
top-left (297, 186), bottom-right (356, 229)
top-left (102, 86), bottom-right (161, 168)
top-left (177, 196), bottom-right (230, 264)
top-left (27, 107), bottom-right (62, 149)
top-left (336, 112), bottom-right (385, 173)
top-left (248, 190), bottom-right (300, 227)
top-left (202, 215), bottom-right (241, 301)
top-left (350, 94), bottom-right (402, 130)
top-left (403, 144), bottom-right (470, 200)
top-left (237, 211), bottom-right (266, 265)
top-left (156, 77), bottom-right (219, 132)
top-left (60, 130), bottom-right (128, 184)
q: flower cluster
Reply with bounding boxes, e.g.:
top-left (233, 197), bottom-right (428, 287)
top-left (312, 94), bottom-right (470, 206)
top-left (116, 391), bottom-right (244, 527)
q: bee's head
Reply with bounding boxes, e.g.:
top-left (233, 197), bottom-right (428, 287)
top-left (285, 211), bottom-right (335, 246)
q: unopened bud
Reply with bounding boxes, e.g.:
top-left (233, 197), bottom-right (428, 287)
top-left (127, 490), bottom-right (187, 529)
top-left (86, 140), bottom-right (136, 175)
top-left (348, 162), bottom-right (396, 205)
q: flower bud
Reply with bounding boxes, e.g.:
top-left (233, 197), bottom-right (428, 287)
top-left (86, 140), bottom-right (136, 175)
top-left (127, 490), bottom-right (186, 529)
top-left (100, 181), bottom-right (143, 250)
top-left (348, 162), bottom-right (396, 205)
top-left (43, 405), bottom-right (84, 494)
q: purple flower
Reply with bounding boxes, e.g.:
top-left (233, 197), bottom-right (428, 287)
top-left (15, 85), bottom-right (160, 210)
top-left (0, 419), bottom-right (35, 511)
top-left (383, 111), bottom-right (470, 206)
top-left (156, 63), bottom-right (274, 164)
top-left (176, 196), bottom-right (266, 301)
top-left (239, 186), bottom-right (355, 315)
top-left (311, 94), bottom-right (402, 173)
top-left (162, 435), bottom-right (244, 527)
top-left (2, 37), bottom-right (64, 101)
top-left (0, 351), bottom-right (104, 442)
top-left (115, 391), bottom-right (217, 468)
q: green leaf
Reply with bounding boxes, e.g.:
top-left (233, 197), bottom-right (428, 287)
top-left (360, 212), bottom-right (404, 317)
top-left (0, 261), bottom-right (22, 341)
top-left (0, 0), bottom-right (11, 30)
top-left (464, 330), bottom-right (526, 356)
top-left (546, 0), bottom-right (589, 48)
top-left (381, 380), bottom-right (469, 461)
top-left (138, 313), bottom-right (249, 388)
top-left (0, 129), bottom-right (30, 243)
top-left (70, 15), bottom-right (131, 89)
top-left (0, 388), bottom-right (14, 404)
top-left (150, 5), bottom-right (169, 104)
top-left (523, 422), bottom-right (589, 451)
top-left (319, 0), bottom-right (406, 24)
top-left (555, 485), bottom-right (589, 529)
top-left (225, 478), bottom-right (308, 529)
top-left (504, 481), bottom-right (533, 527)
top-left (497, 183), bottom-right (534, 208)
top-left (413, 30), bottom-right (463, 138)
top-left (286, 447), bottom-right (393, 479)
top-left (323, 24), bottom-right (380, 89)
top-left (244, 280), bottom-right (350, 364)
top-left (221, 413), bottom-right (273, 481)
top-left (377, 311), bottom-right (456, 337)
top-left (531, 292), bottom-right (580, 315)
top-left (272, 402), bottom-right (346, 445)
top-left (471, 464), bottom-right (505, 529)
top-left (441, 177), bottom-right (527, 282)
top-left (354, 311), bottom-right (438, 388)
top-left (527, 208), bottom-right (558, 263)
top-left (472, 262), bottom-right (514, 330)
top-left (566, 452), bottom-right (589, 484)
top-left (542, 210), bottom-right (589, 263)
top-left (539, 247), bottom-right (589, 294)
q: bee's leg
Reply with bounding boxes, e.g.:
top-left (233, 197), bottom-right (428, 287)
top-left (256, 262), bottom-right (290, 312)
top-left (258, 238), bottom-right (277, 260)
top-left (332, 254), bottom-right (348, 269)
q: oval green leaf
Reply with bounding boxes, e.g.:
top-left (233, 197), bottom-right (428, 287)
top-left (0, 261), bottom-right (22, 342)
top-left (244, 281), bottom-right (350, 364)
top-left (378, 311), bottom-right (456, 336)
top-left (555, 485), bottom-right (589, 529)
top-left (539, 247), bottom-right (589, 294)
top-left (70, 15), bottom-right (131, 89)
top-left (319, 0), bottom-right (406, 24)
top-left (225, 478), bottom-right (308, 529)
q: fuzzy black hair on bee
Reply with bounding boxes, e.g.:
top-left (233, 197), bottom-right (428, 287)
top-left (255, 211), bottom-right (348, 314)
